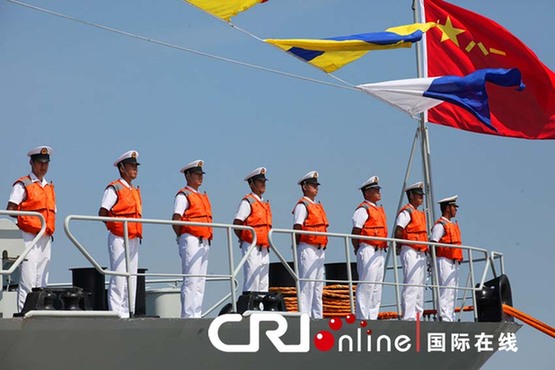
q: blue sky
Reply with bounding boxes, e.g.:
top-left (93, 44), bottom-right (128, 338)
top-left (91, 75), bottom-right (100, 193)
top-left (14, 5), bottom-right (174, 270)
top-left (0, 0), bottom-right (553, 368)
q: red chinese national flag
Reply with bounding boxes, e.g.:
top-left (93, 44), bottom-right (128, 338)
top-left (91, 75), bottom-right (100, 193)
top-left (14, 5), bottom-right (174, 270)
top-left (424, 0), bottom-right (555, 139)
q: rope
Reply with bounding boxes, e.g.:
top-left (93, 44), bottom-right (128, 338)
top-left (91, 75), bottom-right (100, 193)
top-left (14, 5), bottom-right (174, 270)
top-left (5, 0), bottom-right (358, 92)
top-left (503, 304), bottom-right (555, 339)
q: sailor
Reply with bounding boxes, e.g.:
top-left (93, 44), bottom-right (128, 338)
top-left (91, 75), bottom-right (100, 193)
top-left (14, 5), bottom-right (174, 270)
top-left (292, 171), bottom-right (329, 319)
top-left (351, 176), bottom-right (387, 320)
top-left (172, 160), bottom-right (212, 318)
top-left (99, 150), bottom-right (143, 318)
top-left (7, 146), bottom-right (56, 311)
top-left (233, 167), bottom-right (272, 293)
top-left (430, 195), bottom-right (463, 322)
top-left (394, 181), bottom-right (428, 321)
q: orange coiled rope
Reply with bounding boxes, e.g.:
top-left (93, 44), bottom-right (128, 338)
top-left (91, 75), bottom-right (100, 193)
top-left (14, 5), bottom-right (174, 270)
top-left (270, 284), bottom-right (403, 319)
top-left (502, 304), bottom-right (555, 338)
top-left (270, 285), bottom-right (474, 320)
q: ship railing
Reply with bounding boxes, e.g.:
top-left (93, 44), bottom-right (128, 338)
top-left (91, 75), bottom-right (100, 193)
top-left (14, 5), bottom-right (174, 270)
top-left (2, 212), bottom-right (503, 321)
top-left (64, 214), bottom-right (261, 317)
top-left (268, 228), bottom-right (503, 321)
top-left (0, 210), bottom-right (47, 278)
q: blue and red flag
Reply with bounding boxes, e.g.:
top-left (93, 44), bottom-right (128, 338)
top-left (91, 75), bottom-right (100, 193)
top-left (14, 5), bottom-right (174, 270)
top-left (357, 68), bottom-right (524, 132)
top-left (424, 0), bottom-right (555, 139)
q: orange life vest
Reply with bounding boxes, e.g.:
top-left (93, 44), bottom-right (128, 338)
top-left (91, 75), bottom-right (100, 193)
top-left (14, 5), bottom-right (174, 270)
top-left (105, 180), bottom-right (143, 239)
top-left (358, 201), bottom-right (388, 249)
top-left (15, 176), bottom-right (56, 235)
top-left (293, 198), bottom-right (329, 247)
top-left (434, 218), bottom-right (463, 261)
top-left (239, 194), bottom-right (272, 247)
top-left (398, 204), bottom-right (428, 252)
top-left (178, 188), bottom-right (213, 239)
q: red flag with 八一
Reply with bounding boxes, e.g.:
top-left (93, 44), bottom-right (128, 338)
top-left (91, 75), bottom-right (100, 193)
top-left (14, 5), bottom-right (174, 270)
top-left (423, 0), bottom-right (555, 139)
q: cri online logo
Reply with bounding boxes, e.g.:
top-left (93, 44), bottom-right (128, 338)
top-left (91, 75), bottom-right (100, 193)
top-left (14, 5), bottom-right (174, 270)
top-left (208, 312), bottom-right (310, 353)
top-left (208, 312), bottom-right (407, 353)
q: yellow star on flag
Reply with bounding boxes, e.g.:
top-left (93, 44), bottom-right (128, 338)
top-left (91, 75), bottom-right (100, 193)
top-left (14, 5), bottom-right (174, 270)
top-left (437, 16), bottom-right (465, 47)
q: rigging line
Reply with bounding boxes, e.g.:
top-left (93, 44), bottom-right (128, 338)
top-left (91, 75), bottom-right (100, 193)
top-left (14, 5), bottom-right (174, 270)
top-left (6, 0), bottom-right (358, 92)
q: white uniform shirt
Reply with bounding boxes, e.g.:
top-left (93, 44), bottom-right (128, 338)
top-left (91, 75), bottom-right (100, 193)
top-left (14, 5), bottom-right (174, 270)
top-left (173, 186), bottom-right (198, 216)
top-left (430, 217), bottom-right (449, 242)
top-left (101, 179), bottom-right (132, 211)
top-left (293, 196), bottom-right (314, 225)
top-left (9, 172), bottom-right (48, 205)
top-left (395, 209), bottom-right (412, 229)
top-left (352, 200), bottom-right (377, 228)
top-left (234, 194), bottom-right (263, 222)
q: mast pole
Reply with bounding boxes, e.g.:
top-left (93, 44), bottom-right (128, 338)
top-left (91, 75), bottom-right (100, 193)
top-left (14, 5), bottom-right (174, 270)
top-left (413, 0), bottom-right (435, 229)
top-left (413, 0), bottom-right (441, 318)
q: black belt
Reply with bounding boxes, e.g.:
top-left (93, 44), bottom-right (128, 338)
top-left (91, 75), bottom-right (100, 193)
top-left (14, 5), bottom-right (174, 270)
top-left (198, 237), bottom-right (211, 246)
top-left (361, 244), bottom-right (385, 252)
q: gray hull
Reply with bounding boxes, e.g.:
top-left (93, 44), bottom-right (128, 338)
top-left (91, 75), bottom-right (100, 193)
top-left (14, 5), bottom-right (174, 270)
top-left (0, 315), bottom-right (520, 370)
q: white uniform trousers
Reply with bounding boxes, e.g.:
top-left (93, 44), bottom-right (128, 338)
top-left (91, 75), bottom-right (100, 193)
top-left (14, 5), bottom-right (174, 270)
top-left (355, 244), bottom-right (385, 320)
top-left (18, 231), bottom-right (52, 311)
top-left (179, 233), bottom-right (209, 318)
top-left (240, 241), bottom-right (269, 292)
top-left (400, 245), bottom-right (427, 321)
top-left (297, 242), bottom-right (325, 319)
top-left (437, 257), bottom-right (460, 322)
top-left (107, 232), bottom-right (139, 318)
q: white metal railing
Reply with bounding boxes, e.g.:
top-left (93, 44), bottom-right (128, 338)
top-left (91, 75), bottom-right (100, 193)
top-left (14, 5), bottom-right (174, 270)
top-left (2, 212), bottom-right (504, 321)
top-left (0, 210), bottom-right (47, 275)
top-left (268, 228), bottom-right (503, 321)
top-left (64, 215), bottom-right (260, 317)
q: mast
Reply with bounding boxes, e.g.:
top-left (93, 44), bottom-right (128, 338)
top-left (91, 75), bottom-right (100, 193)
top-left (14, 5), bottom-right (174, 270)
top-left (413, 0), bottom-right (435, 229)
top-left (413, 0), bottom-right (441, 317)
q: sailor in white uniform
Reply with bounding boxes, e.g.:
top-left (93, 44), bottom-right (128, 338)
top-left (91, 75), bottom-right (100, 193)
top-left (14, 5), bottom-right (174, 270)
top-left (7, 146), bottom-right (56, 311)
top-left (431, 195), bottom-right (463, 322)
top-left (172, 160), bottom-right (213, 318)
top-left (233, 167), bottom-right (272, 293)
top-left (292, 171), bottom-right (329, 319)
top-left (99, 150), bottom-right (143, 318)
top-left (395, 182), bottom-right (428, 321)
top-left (351, 176), bottom-right (388, 320)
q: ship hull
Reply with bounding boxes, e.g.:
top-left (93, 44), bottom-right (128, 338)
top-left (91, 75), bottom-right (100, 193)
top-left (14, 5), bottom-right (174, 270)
top-left (0, 315), bottom-right (520, 370)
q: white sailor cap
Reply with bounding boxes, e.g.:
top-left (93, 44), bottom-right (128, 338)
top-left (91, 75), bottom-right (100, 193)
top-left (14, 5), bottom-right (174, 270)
top-left (114, 150), bottom-right (140, 167)
top-left (27, 146), bottom-right (53, 163)
top-left (404, 181), bottom-right (424, 194)
top-left (245, 167), bottom-right (268, 182)
top-left (438, 195), bottom-right (459, 207)
top-left (180, 159), bottom-right (205, 174)
top-left (298, 170), bottom-right (320, 186)
top-left (359, 175), bottom-right (380, 191)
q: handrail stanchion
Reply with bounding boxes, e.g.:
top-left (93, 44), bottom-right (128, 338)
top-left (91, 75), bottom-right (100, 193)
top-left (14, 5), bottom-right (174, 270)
top-left (468, 248), bottom-right (478, 321)
top-left (226, 226), bottom-right (237, 312)
top-left (344, 236), bottom-right (355, 313)
top-left (489, 252), bottom-right (498, 278)
top-left (392, 240), bottom-right (402, 318)
top-left (123, 220), bottom-right (134, 317)
top-left (291, 232), bottom-right (301, 313)
top-left (457, 273), bottom-right (472, 322)
top-left (429, 241), bottom-right (441, 320)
